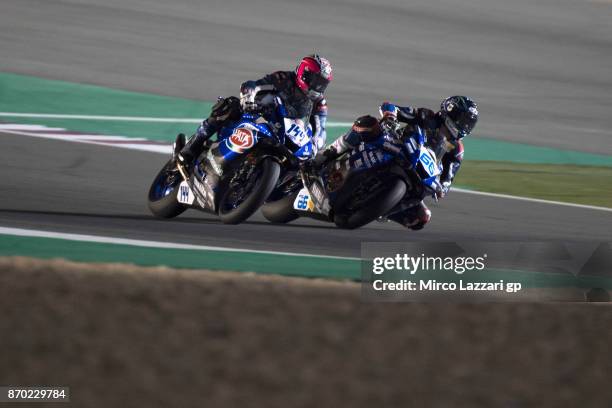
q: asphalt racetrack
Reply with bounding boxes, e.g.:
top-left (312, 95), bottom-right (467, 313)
top-left (1, 132), bottom-right (610, 258)
top-left (2, 3), bottom-right (612, 405)
top-left (2, 0), bottom-right (612, 154)
top-left (1, 0), bottom-right (611, 257)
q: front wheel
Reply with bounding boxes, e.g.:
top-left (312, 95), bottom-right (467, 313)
top-left (217, 158), bottom-right (281, 224)
top-left (261, 192), bottom-right (300, 224)
top-left (147, 159), bottom-right (187, 219)
top-left (334, 178), bottom-right (407, 229)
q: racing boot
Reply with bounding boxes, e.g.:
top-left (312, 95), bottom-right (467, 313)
top-left (311, 148), bottom-right (337, 171)
top-left (177, 119), bottom-right (216, 169)
top-left (177, 96), bottom-right (242, 169)
top-left (388, 201), bottom-right (432, 231)
top-left (311, 141), bottom-right (344, 172)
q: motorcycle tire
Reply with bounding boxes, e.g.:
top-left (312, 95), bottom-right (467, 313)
top-left (218, 158), bottom-right (281, 225)
top-left (147, 159), bottom-right (187, 219)
top-left (334, 177), bottom-right (406, 229)
top-left (261, 192), bottom-right (300, 224)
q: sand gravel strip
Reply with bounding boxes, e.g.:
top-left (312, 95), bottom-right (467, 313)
top-left (0, 256), bottom-right (610, 407)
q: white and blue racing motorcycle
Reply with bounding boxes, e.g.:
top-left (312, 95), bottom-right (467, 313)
top-left (147, 96), bottom-right (317, 224)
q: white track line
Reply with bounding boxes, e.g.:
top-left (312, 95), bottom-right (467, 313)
top-left (453, 188), bottom-right (612, 212)
top-left (0, 226), bottom-right (359, 260)
top-left (2, 131), bottom-right (146, 141)
top-left (0, 112), bottom-right (200, 123)
top-left (0, 124), bottom-right (67, 131)
top-left (0, 112), bottom-right (352, 127)
top-left (90, 143), bottom-right (171, 154)
top-left (2, 116), bottom-right (610, 212)
top-left (0, 127), bottom-right (171, 154)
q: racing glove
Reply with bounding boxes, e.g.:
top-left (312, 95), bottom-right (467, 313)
top-left (436, 181), bottom-right (451, 199)
top-left (380, 117), bottom-right (400, 134)
top-left (210, 96), bottom-right (242, 123)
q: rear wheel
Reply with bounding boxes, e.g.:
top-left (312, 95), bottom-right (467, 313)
top-left (147, 159), bottom-right (187, 219)
top-left (334, 177), bottom-right (406, 229)
top-left (218, 158), bottom-right (281, 224)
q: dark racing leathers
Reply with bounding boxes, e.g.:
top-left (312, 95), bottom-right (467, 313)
top-left (241, 71), bottom-right (328, 149)
top-left (179, 71), bottom-right (328, 164)
top-left (378, 102), bottom-right (465, 230)
top-left (317, 117), bottom-right (432, 230)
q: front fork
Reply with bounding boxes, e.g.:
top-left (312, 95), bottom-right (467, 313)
top-left (172, 134), bottom-right (191, 183)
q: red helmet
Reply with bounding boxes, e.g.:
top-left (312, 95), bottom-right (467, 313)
top-left (295, 54), bottom-right (333, 100)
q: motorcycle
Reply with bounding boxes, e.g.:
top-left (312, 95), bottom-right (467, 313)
top-left (147, 96), bottom-right (316, 224)
top-left (261, 125), bottom-right (443, 229)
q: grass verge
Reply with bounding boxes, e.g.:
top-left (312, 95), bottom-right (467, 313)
top-left (456, 160), bottom-right (612, 208)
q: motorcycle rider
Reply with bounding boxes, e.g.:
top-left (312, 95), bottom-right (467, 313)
top-left (178, 54), bottom-right (333, 167)
top-left (314, 114), bottom-right (386, 164)
top-left (315, 95), bottom-right (478, 230)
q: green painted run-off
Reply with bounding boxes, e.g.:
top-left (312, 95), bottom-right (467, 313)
top-left (1, 234), bottom-right (611, 290)
top-left (0, 235), bottom-right (360, 280)
top-left (1, 71), bottom-right (612, 167)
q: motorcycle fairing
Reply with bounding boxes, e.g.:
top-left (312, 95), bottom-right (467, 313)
top-left (293, 188), bottom-right (317, 212)
top-left (176, 181), bottom-right (196, 205)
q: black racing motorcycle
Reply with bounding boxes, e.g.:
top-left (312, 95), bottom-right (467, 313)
top-left (261, 126), bottom-right (442, 229)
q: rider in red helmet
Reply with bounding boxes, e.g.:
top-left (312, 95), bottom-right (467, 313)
top-left (179, 54), bottom-right (333, 166)
top-left (294, 54), bottom-right (334, 101)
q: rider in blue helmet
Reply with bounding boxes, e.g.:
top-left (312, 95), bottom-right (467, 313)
top-left (315, 96), bottom-right (478, 230)
top-left (379, 95), bottom-right (478, 229)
